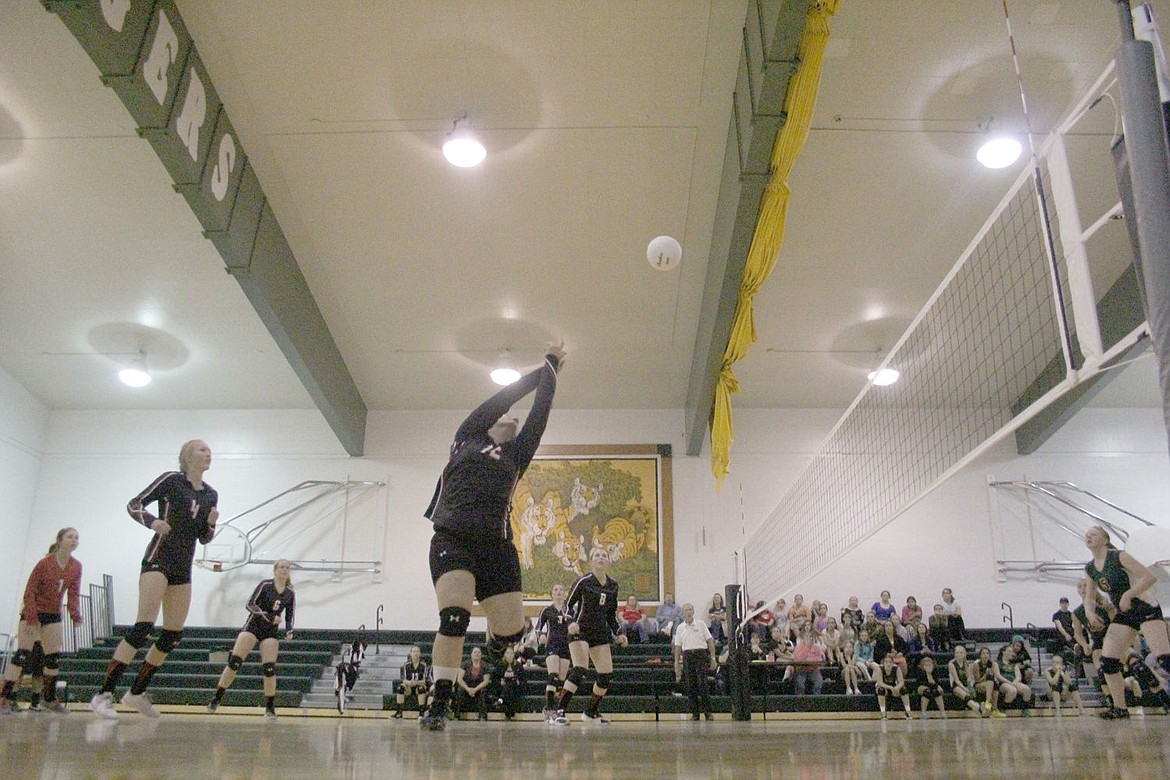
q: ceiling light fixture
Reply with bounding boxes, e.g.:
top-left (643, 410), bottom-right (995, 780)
top-left (977, 137), bottom-right (1022, 169)
top-left (442, 115), bottom-right (486, 168)
top-left (118, 352), bottom-right (152, 387)
top-left (975, 118), bottom-right (1021, 169)
top-left (490, 348), bottom-right (521, 386)
top-left (867, 348), bottom-right (900, 386)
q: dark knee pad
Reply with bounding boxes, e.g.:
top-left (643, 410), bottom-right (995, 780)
top-left (156, 629), bottom-right (183, 653)
top-left (43, 653), bottom-right (60, 671)
top-left (11, 648), bottom-right (31, 668)
top-left (565, 666), bottom-right (586, 690)
top-left (547, 673), bottom-right (561, 689)
top-left (125, 621), bottom-right (154, 649)
top-left (596, 672), bottom-right (612, 690)
top-left (438, 607), bottom-right (470, 637)
top-left (1100, 656), bottom-right (1123, 675)
top-left (227, 654), bottom-right (245, 671)
top-left (262, 662), bottom-right (276, 678)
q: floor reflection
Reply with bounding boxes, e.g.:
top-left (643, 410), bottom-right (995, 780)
top-left (1, 712), bottom-right (1168, 780)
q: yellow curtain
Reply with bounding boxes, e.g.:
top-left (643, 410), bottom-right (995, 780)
top-left (711, 0), bottom-right (842, 489)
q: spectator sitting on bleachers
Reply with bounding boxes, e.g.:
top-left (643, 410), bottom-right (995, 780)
top-left (748, 600), bottom-right (777, 641)
top-left (770, 598), bottom-right (789, 640)
top-left (940, 587), bottom-right (965, 646)
top-left (618, 596), bottom-right (650, 644)
top-left (747, 632), bottom-right (768, 662)
top-left (900, 596), bottom-right (923, 631)
top-left (973, 646), bottom-right (1004, 717)
top-left (1042, 653), bottom-right (1084, 717)
top-left (791, 624), bottom-right (825, 695)
top-left (821, 618), bottom-right (844, 667)
top-left (907, 622), bottom-right (935, 664)
top-left (994, 643), bottom-right (1034, 712)
top-left (871, 591), bottom-right (898, 626)
top-left (1124, 650), bottom-right (1170, 714)
top-left (928, 603), bottom-right (950, 652)
top-left (456, 647), bottom-right (491, 721)
top-left (840, 596), bottom-right (863, 631)
top-left (874, 654), bottom-right (912, 719)
top-left (1007, 636), bottom-right (1035, 686)
top-left (787, 594), bottom-right (811, 625)
top-left (948, 645), bottom-right (986, 716)
top-left (653, 594), bottom-right (684, 639)
top-left (860, 611), bottom-right (883, 644)
top-left (839, 629), bottom-right (863, 694)
top-left (813, 602), bottom-right (831, 633)
top-left (874, 619), bottom-right (908, 668)
top-left (854, 629), bottom-right (878, 679)
top-left (707, 593), bottom-right (727, 644)
top-left (915, 654), bottom-right (946, 719)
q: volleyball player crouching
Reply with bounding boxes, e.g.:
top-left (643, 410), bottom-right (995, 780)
top-left (552, 547), bottom-right (628, 725)
top-left (90, 439), bottom-right (219, 719)
top-left (0, 528), bottom-right (82, 714)
top-left (536, 583), bottom-right (572, 721)
top-left (206, 559), bottom-right (296, 718)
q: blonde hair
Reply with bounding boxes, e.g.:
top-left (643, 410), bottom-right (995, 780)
top-left (273, 558), bottom-right (293, 587)
top-left (48, 527), bottom-right (77, 555)
top-left (178, 439), bottom-right (206, 473)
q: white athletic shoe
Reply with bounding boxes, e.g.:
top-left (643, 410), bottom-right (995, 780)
top-left (90, 692), bottom-right (119, 720)
top-left (550, 709), bottom-right (569, 726)
top-left (264, 707), bottom-right (277, 720)
top-left (120, 691), bottom-right (159, 718)
top-left (581, 711), bottom-right (609, 724)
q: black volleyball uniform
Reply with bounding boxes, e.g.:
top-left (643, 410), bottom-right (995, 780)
top-left (425, 356), bottom-right (559, 600)
top-left (129, 471), bottom-right (218, 585)
top-left (1073, 603), bottom-right (1111, 651)
top-left (400, 659), bottom-right (432, 701)
top-left (537, 603), bottom-right (573, 657)
top-left (1086, 549), bottom-right (1163, 630)
top-left (242, 579), bottom-right (295, 641)
top-left (565, 572), bottom-right (620, 647)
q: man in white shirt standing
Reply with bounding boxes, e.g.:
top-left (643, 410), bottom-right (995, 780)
top-left (673, 603), bottom-right (717, 721)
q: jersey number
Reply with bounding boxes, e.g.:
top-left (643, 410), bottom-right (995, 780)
top-left (599, 594), bottom-right (606, 606)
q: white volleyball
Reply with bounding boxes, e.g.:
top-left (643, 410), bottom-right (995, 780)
top-left (647, 235), bottom-right (682, 271)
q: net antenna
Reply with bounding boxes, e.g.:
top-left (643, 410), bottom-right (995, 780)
top-left (1000, 0), bottom-right (1077, 371)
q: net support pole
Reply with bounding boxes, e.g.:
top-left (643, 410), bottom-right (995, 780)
top-left (724, 583), bottom-right (753, 720)
top-left (1115, 2), bottom-right (1170, 458)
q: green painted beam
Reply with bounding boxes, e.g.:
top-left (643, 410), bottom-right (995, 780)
top-left (44, 0), bottom-right (367, 454)
top-left (685, 0), bottom-right (809, 456)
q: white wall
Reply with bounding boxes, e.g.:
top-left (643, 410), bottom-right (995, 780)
top-left (0, 366), bottom-right (48, 633)
top-left (787, 408), bottom-right (1170, 631)
top-left (11, 401), bottom-right (1170, 639)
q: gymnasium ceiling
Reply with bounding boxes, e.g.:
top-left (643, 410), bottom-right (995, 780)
top-left (0, 1), bottom-right (1164, 456)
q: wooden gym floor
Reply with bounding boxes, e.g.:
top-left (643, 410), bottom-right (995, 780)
top-left (2, 707), bottom-right (1167, 779)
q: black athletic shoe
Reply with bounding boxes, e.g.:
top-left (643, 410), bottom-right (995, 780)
top-left (1099, 707), bottom-right (1130, 720)
top-left (392, 711), bottom-right (403, 720)
top-left (419, 711), bottom-right (446, 731)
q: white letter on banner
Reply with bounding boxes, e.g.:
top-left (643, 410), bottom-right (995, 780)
top-left (211, 134), bottom-right (237, 202)
top-left (100, 0), bottom-right (132, 32)
top-left (143, 10), bottom-right (178, 105)
top-left (175, 69), bottom-right (207, 161)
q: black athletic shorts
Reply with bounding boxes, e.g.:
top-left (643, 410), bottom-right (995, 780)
top-left (546, 639), bottom-right (571, 658)
top-left (244, 616), bottom-right (282, 642)
top-left (429, 528), bottom-right (522, 602)
top-left (1112, 599), bottom-right (1163, 631)
top-left (571, 624), bottom-right (614, 648)
top-left (141, 559), bottom-right (192, 586)
top-left (36, 613), bottom-right (62, 626)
